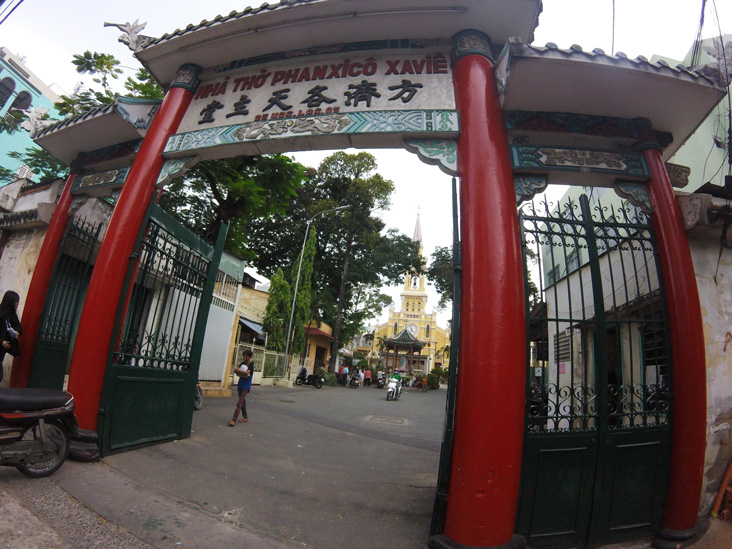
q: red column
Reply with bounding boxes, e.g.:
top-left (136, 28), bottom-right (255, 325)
top-left (67, 67), bottom-right (199, 430)
top-left (441, 30), bottom-right (526, 547)
top-left (643, 145), bottom-right (706, 536)
top-left (10, 173), bottom-right (76, 388)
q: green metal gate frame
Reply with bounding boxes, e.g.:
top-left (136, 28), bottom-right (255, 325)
top-left (516, 193), bottom-right (672, 548)
top-left (99, 201), bottom-right (226, 455)
top-left (28, 217), bottom-right (102, 389)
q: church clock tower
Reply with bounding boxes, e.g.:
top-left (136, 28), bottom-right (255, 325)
top-left (371, 213), bottom-right (450, 374)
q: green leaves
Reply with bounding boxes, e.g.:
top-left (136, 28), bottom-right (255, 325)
top-left (8, 147), bottom-right (68, 183)
top-left (262, 268), bottom-right (291, 352)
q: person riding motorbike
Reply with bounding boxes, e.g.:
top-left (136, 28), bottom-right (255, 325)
top-left (389, 371), bottom-right (402, 398)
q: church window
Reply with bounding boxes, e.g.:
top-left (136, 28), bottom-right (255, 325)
top-left (426, 324), bottom-right (430, 338)
top-left (393, 322), bottom-right (398, 335)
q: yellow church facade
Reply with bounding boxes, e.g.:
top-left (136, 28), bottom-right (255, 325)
top-left (372, 216), bottom-right (451, 374)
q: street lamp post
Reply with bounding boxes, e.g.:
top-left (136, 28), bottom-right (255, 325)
top-left (281, 205), bottom-right (348, 379)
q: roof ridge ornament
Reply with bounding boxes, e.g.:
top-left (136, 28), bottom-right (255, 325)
top-left (104, 19), bottom-right (156, 52)
top-left (20, 106), bottom-right (53, 138)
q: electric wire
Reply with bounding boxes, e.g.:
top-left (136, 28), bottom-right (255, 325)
top-left (706, 0), bottom-right (732, 283)
top-left (691, 0), bottom-right (707, 67)
top-left (0, 0), bottom-right (24, 27)
top-left (709, 0), bottom-right (731, 177)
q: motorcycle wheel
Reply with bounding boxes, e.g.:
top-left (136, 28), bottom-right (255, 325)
top-left (386, 392), bottom-right (392, 401)
top-left (314, 378), bottom-right (323, 389)
top-left (295, 378), bottom-right (304, 386)
top-left (16, 421), bottom-right (69, 478)
top-left (194, 385), bottom-right (204, 410)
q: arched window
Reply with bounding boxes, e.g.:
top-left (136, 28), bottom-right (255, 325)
top-left (0, 77), bottom-right (16, 110)
top-left (9, 90), bottom-right (32, 111)
top-left (425, 324), bottom-right (431, 338)
top-left (393, 322), bottom-right (398, 335)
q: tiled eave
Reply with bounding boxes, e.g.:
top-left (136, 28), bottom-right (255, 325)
top-left (0, 204), bottom-right (54, 231)
top-left (33, 97), bottom-right (162, 166)
top-left (499, 39), bottom-right (726, 160)
top-left (135, 0), bottom-right (543, 87)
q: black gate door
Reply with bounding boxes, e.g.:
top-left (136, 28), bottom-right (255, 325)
top-left (99, 203), bottom-right (226, 455)
top-left (516, 193), bottom-right (672, 548)
top-left (28, 218), bottom-right (102, 389)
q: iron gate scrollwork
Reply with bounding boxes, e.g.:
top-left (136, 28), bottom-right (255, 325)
top-left (517, 193), bottom-right (672, 548)
top-left (100, 203), bottom-right (224, 455)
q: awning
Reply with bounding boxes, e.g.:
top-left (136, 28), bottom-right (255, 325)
top-left (305, 327), bottom-right (333, 341)
top-left (239, 318), bottom-right (264, 337)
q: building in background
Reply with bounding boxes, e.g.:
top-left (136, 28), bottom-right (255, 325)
top-left (372, 214), bottom-right (450, 375)
top-left (0, 47), bottom-right (61, 182)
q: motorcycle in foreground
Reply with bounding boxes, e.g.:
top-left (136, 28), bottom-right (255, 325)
top-left (295, 367), bottom-right (323, 389)
top-left (386, 377), bottom-right (401, 401)
top-left (0, 388), bottom-right (82, 477)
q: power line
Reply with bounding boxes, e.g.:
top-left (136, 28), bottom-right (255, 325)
top-left (0, 0), bottom-right (24, 27)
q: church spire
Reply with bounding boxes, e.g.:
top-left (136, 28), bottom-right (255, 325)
top-left (413, 211), bottom-right (423, 248)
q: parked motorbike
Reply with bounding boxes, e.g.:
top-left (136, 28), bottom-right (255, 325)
top-left (0, 388), bottom-right (82, 478)
top-left (295, 367), bottom-right (323, 389)
top-left (194, 382), bottom-right (203, 410)
top-left (386, 377), bottom-right (401, 401)
top-left (349, 373), bottom-right (361, 389)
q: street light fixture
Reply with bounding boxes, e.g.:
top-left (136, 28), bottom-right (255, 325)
top-left (281, 205), bottom-right (349, 379)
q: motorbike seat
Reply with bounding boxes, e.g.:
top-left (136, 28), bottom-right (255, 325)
top-left (0, 388), bottom-right (73, 412)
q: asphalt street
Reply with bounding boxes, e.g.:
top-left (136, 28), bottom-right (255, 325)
top-left (3, 382), bottom-right (732, 548)
top-left (3, 382), bottom-right (448, 549)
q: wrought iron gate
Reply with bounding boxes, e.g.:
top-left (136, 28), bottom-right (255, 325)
top-left (516, 193), bottom-right (672, 548)
top-left (28, 218), bottom-right (102, 389)
top-left (99, 203), bottom-right (225, 455)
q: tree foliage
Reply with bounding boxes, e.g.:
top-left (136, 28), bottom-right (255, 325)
top-left (262, 268), bottom-right (291, 352)
top-left (248, 152), bottom-right (422, 370)
top-left (54, 51), bottom-right (162, 116)
top-left (8, 147), bottom-right (68, 183)
top-left (427, 243), bottom-right (541, 309)
top-left (158, 154), bottom-right (305, 255)
top-left (426, 245), bottom-right (454, 310)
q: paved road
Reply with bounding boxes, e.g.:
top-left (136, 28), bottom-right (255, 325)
top-left (5, 383), bottom-right (731, 548)
top-left (3, 383), bottom-right (448, 549)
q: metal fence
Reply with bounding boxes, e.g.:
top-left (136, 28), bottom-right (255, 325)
top-left (231, 343), bottom-right (304, 383)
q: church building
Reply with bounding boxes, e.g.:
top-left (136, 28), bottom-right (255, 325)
top-left (372, 214), bottom-right (450, 375)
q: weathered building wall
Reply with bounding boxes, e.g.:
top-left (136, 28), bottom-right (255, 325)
top-left (0, 180), bottom-right (113, 386)
top-left (692, 234), bottom-right (732, 513)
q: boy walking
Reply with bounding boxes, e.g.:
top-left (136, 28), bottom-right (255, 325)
top-left (229, 349), bottom-right (254, 426)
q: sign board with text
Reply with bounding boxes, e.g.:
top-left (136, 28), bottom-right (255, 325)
top-left (165, 49), bottom-right (459, 159)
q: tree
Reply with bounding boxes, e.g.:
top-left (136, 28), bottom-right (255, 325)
top-left (55, 51), bottom-right (123, 116)
top-left (158, 154), bottom-right (306, 256)
top-left (54, 51), bottom-right (163, 116)
top-left (261, 268), bottom-right (291, 352)
top-left (426, 245), bottom-right (454, 309)
top-left (248, 152), bottom-right (422, 371)
top-left (427, 243), bottom-right (541, 309)
top-left (8, 147), bottom-right (68, 183)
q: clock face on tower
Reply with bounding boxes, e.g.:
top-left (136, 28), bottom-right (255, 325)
top-left (407, 322), bottom-right (419, 338)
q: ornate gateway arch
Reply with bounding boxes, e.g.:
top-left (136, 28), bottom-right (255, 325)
top-left (15, 2), bottom-right (725, 548)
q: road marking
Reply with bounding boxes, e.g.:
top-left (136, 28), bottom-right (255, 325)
top-left (366, 415), bottom-right (408, 425)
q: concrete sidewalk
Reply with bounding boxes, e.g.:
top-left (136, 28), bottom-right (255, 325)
top-left (2, 384), bottom-right (732, 548)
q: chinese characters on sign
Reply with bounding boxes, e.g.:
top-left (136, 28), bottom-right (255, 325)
top-left (178, 53), bottom-right (453, 132)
